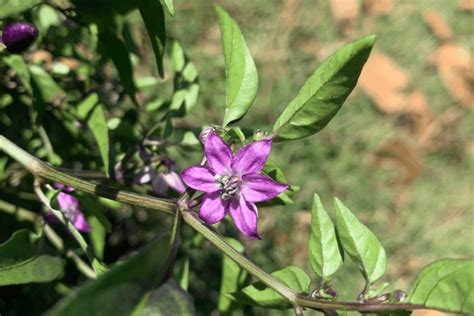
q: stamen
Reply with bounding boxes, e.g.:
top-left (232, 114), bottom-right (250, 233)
top-left (215, 174), bottom-right (241, 199)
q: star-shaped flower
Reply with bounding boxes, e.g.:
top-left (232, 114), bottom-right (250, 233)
top-left (181, 131), bottom-right (288, 238)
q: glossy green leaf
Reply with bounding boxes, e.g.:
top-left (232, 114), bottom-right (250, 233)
top-left (218, 238), bottom-right (248, 315)
top-left (161, 0), bottom-right (175, 16)
top-left (232, 266), bottom-right (310, 309)
top-left (409, 259), bottom-right (474, 314)
top-left (334, 198), bottom-right (387, 284)
top-left (4, 55), bottom-right (31, 93)
top-left (0, 230), bottom-right (64, 286)
top-left (99, 31), bottom-right (138, 104)
top-left (309, 194), bottom-right (342, 280)
top-left (48, 213), bottom-right (180, 315)
top-left (132, 279), bottom-right (195, 316)
top-left (215, 6), bottom-right (258, 126)
top-left (0, 0), bottom-right (41, 18)
top-left (139, 0), bottom-right (166, 78)
top-left (29, 65), bottom-right (65, 104)
top-left (273, 35), bottom-right (376, 141)
top-left (87, 104), bottom-right (110, 176)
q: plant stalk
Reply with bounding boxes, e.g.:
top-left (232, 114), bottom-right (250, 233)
top-left (0, 134), bottom-right (447, 313)
top-left (0, 135), bottom-right (176, 215)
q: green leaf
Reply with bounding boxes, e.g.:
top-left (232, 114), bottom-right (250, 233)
top-left (261, 159), bottom-right (299, 206)
top-left (4, 55), bottom-right (31, 93)
top-left (0, 230), bottom-right (64, 286)
top-left (334, 198), bottom-right (387, 284)
top-left (160, 0), bottom-right (175, 16)
top-left (0, 0), bottom-right (41, 18)
top-left (87, 104), bottom-right (110, 176)
top-left (409, 259), bottom-right (474, 314)
top-left (48, 213), bottom-right (180, 315)
top-left (273, 35), bottom-right (376, 141)
top-left (170, 42), bottom-right (200, 116)
top-left (172, 41), bottom-right (185, 72)
top-left (99, 31), bottom-right (138, 104)
top-left (139, 0), bottom-right (166, 78)
top-left (308, 194), bottom-right (342, 280)
top-left (232, 266), bottom-right (310, 309)
top-left (131, 279), bottom-right (195, 316)
top-left (76, 93), bottom-right (99, 120)
top-left (87, 216), bottom-right (106, 260)
top-left (29, 65), bottom-right (65, 103)
top-left (215, 5), bottom-right (258, 126)
top-left (218, 238), bottom-right (248, 315)
top-left (181, 131), bottom-right (200, 146)
top-left (177, 257), bottom-right (189, 291)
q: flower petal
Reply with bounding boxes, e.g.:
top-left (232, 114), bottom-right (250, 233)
top-left (57, 192), bottom-right (80, 212)
top-left (163, 171), bottom-right (186, 193)
top-left (181, 166), bottom-right (218, 193)
top-left (199, 191), bottom-right (228, 224)
top-left (229, 195), bottom-right (261, 239)
top-left (204, 130), bottom-right (232, 174)
top-left (241, 174), bottom-right (288, 202)
top-left (231, 139), bottom-right (272, 175)
top-left (71, 212), bottom-right (91, 232)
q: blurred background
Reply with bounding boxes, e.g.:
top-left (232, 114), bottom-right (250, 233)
top-left (164, 0), bottom-right (473, 311)
top-left (0, 0), bottom-right (473, 315)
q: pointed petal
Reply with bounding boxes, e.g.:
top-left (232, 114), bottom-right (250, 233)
top-left (229, 195), bottom-right (261, 239)
top-left (199, 192), bottom-right (228, 224)
top-left (204, 130), bottom-right (232, 174)
top-left (163, 171), bottom-right (186, 193)
top-left (71, 212), bottom-right (91, 232)
top-left (231, 139), bottom-right (272, 175)
top-left (241, 174), bottom-right (288, 202)
top-left (181, 166), bottom-right (218, 193)
top-left (57, 192), bottom-right (80, 212)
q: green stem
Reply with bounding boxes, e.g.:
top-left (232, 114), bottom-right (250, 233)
top-left (0, 135), bottom-right (176, 215)
top-left (0, 134), bottom-right (445, 313)
top-left (33, 180), bottom-right (103, 276)
top-left (0, 199), bottom-right (96, 279)
top-left (181, 211), bottom-right (298, 302)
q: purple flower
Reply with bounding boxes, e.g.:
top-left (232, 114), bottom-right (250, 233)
top-left (181, 131), bottom-right (288, 238)
top-left (1, 22), bottom-right (38, 54)
top-left (49, 183), bottom-right (91, 232)
top-left (134, 166), bottom-right (186, 195)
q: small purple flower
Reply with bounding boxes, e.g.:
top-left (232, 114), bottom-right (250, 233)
top-left (49, 183), bottom-right (91, 232)
top-left (1, 22), bottom-right (38, 54)
top-left (134, 166), bottom-right (186, 195)
top-left (181, 131), bottom-right (288, 238)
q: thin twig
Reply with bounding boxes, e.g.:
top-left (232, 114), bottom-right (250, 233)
top-left (0, 134), bottom-right (450, 313)
top-left (33, 179), bottom-right (101, 277)
top-left (0, 199), bottom-right (96, 279)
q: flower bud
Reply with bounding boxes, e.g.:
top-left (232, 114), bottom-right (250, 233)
top-left (391, 289), bottom-right (407, 302)
top-left (199, 126), bottom-right (215, 144)
top-left (1, 22), bottom-right (38, 54)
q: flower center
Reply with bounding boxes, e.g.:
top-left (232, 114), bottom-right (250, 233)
top-left (215, 174), bottom-right (241, 200)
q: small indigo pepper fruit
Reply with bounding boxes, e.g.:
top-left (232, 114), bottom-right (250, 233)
top-left (1, 22), bottom-right (38, 53)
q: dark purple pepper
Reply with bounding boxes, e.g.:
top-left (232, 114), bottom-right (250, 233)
top-left (1, 22), bottom-right (38, 54)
